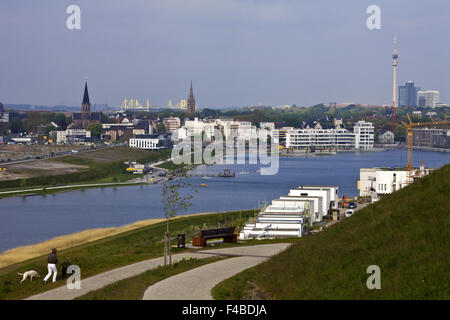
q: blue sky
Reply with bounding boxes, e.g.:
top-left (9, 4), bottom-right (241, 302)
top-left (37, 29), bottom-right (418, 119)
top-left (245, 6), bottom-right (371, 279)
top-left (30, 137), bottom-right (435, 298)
top-left (0, 0), bottom-right (449, 108)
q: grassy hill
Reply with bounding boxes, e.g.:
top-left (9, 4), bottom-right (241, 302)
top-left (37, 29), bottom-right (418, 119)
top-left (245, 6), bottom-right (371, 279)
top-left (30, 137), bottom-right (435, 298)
top-left (213, 163), bottom-right (450, 299)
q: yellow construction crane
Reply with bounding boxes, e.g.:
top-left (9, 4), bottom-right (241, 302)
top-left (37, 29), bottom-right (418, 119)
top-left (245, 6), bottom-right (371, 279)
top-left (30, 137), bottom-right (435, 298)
top-left (401, 113), bottom-right (450, 173)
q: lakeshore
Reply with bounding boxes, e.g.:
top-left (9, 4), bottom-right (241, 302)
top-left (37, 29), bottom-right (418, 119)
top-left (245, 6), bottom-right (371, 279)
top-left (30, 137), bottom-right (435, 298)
top-left (1, 149), bottom-right (448, 254)
top-left (0, 210), bottom-right (246, 269)
top-left (0, 209), bottom-right (258, 300)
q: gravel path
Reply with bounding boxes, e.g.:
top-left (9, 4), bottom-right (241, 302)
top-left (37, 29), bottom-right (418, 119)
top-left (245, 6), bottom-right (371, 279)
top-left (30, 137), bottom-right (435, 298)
top-left (25, 243), bottom-right (290, 300)
top-left (142, 243), bottom-right (290, 300)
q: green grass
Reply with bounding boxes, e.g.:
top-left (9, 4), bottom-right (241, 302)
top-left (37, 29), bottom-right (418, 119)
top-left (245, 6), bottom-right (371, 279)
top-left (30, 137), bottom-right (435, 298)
top-left (0, 148), bottom-right (171, 193)
top-left (76, 256), bottom-right (227, 300)
top-left (213, 164), bottom-right (450, 300)
top-left (0, 209), bottom-right (256, 300)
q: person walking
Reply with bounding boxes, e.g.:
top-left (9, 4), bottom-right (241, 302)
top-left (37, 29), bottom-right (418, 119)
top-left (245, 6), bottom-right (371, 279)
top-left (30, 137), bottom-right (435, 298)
top-left (43, 248), bottom-right (58, 284)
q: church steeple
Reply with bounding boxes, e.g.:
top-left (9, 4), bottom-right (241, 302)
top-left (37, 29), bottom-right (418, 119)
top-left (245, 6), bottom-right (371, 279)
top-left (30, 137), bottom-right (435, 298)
top-left (187, 81), bottom-right (196, 116)
top-left (82, 82), bottom-right (91, 113)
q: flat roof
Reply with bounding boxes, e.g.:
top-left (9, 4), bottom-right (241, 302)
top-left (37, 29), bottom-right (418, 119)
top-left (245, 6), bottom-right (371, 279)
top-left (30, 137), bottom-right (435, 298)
top-left (361, 167), bottom-right (411, 172)
top-left (279, 195), bottom-right (322, 200)
top-left (300, 185), bottom-right (339, 188)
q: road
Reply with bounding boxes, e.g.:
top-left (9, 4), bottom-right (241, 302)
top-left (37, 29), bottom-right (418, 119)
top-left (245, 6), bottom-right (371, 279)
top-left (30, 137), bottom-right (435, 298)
top-left (25, 243), bottom-right (290, 300)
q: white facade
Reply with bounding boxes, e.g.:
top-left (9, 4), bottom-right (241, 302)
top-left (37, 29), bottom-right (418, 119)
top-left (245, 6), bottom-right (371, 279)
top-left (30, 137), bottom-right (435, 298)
top-left (56, 131), bottom-right (67, 144)
top-left (184, 118), bottom-right (205, 137)
top-left (359, 168), bottom-right (410, 197)
top-left (179, 118), bottom-right (260, 142)
top-left (239, 185), bottom-right (338, 240)
top-left (129, 138), bottom-right (162, 150)
top-left (172, 127), bottom-right (187, 141)
top-left (279, 196), bottom-right (323, 224)
top-left (56, 129), bottom-right (91, 144)
top-left (417, 90), bottom-right (439, 108)
top-left (239, 214), bottom-right (305, 239)
top-left (354, 120), bottom-right (374, 150)
top-left (273, 126), bottom-right (294, 145)
top-left (358, 167), bottom-right (432, 197)
top-left (300, 185), bottom-right (339, 210)
top-left (163, 117), bottom-right (181, 133)
top-left (288, 188), bottom-right (331, 221)
top-left (378, 130), bottom-right (395, 145)
top-left (259, 122), bottom-right (275, 132)
top-left (286, 127), bottom-right (355, 149)
top-left (271, 198), bottom-right (315, 225)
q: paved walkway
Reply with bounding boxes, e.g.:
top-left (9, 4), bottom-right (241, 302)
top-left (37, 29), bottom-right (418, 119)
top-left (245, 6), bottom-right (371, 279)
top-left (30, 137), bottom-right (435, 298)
top-left (143, 243), bottom-right (290, 300)
top-left (25, 243), bottom-right (290, 300)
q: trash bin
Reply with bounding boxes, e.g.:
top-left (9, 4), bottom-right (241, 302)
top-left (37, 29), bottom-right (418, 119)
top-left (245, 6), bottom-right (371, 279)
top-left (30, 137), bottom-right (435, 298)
top-left (177, 233), bottom-right (185, 248)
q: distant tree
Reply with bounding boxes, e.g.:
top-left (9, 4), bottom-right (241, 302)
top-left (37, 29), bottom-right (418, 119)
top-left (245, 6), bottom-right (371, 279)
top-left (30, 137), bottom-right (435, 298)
top-left (9, 118), bottom-right (23, 133)
top-left (87, 122), bottom-right (103, 138)
top-left (157, 122), bottom-right (166, 133)
top-left (45, 124), bottom-right (56, 135)
top-left (53, 113), bottom-right (68, 130)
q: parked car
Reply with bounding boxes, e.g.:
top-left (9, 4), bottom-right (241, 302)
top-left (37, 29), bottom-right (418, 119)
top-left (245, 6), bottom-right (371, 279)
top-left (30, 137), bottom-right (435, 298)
top-left (345, 209), bottom-right (354, 217)
top-left (348, 202), bottom-right (357, 209)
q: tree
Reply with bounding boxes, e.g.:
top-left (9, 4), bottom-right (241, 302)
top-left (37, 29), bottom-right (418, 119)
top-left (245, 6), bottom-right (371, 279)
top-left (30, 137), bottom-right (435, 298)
top-left (161, 172), bottom-right (195, 265)
top-left (9, 118), bottom-right (23, 133)
top-left (157, 122), bottom-right (166, 133)
top-left (53, 113), bottom-right (68, 130)
top-left (45, 124), bottom-right (56, 135)
top-left (87, 122), bottom-right (103, 138)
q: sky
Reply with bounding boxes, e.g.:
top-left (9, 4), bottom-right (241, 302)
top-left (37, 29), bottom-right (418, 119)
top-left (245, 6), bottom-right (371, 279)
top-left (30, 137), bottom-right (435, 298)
top-left (0, 0), bottom-right (449, 108)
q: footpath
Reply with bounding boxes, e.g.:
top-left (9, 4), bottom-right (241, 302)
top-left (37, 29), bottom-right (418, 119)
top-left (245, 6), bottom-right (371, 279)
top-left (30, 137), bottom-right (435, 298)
top-left (25, 243), bottom-right (290, 300)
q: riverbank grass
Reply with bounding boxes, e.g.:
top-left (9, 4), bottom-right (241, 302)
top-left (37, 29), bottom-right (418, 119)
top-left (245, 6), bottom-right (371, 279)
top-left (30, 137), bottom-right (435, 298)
top-left (0, 210), bottom-right (256, 300)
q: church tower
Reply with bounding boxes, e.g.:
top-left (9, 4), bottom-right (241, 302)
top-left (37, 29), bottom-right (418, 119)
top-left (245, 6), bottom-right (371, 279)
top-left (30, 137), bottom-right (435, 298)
top-left (187, 81), bottom-right (196, 116)
top-left (82, 82), bottom-right (91, 114)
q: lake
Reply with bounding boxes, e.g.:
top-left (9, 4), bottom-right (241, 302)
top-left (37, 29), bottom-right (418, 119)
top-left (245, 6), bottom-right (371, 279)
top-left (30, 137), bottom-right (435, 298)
top-left (0, 149), bottom-right (448, 252)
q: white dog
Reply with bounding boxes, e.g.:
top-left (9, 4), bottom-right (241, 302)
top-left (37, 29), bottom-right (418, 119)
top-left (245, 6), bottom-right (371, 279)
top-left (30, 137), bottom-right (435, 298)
top-left (18, 270), bottom-right (41, 284)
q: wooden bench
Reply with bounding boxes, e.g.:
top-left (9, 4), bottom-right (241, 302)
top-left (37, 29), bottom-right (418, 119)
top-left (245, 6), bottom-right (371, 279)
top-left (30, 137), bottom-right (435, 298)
top-left (192, 227), bottom-right (237, 247)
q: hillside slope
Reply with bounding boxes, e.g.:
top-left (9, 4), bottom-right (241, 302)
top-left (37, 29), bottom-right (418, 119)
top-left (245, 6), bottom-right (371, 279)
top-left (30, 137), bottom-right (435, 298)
top-left (214, 164), bottom-right (450, 299)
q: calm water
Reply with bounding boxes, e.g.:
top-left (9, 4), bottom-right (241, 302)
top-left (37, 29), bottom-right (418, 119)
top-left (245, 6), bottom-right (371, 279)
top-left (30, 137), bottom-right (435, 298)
top-left (0, 149), bottom-right (448, 252)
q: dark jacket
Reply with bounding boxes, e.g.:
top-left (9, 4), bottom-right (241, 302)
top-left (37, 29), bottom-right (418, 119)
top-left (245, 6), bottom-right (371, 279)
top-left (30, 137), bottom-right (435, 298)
top-left (48, 253), bottom-right (58, 264)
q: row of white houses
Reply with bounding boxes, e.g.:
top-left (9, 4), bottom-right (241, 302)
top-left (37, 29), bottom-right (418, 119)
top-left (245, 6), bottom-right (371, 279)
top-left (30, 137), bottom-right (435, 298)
top-left (239, 185), bottom-right (338, 239)
top-left (286, 121), bottom-right (374, 150)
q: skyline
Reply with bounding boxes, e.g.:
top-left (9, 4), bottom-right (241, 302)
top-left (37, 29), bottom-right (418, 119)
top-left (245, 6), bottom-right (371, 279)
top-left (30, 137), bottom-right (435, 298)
top-left (0, 1), bottom-right (449, 108)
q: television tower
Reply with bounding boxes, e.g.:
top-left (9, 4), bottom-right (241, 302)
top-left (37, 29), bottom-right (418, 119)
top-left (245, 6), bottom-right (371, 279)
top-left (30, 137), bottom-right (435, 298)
top-left (391, 36), bottom-right (398, 134)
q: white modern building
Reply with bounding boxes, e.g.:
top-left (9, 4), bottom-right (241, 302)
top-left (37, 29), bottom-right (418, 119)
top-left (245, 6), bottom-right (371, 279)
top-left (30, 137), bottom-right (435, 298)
top-left (377, 130), bottom-right (395, 145)
top-left (239, 185), bottom-right (338, 240)
top-left (354, 120), bottom-right (375, 150)
top-left (177, 118), bottom-right (261, 142)
top-left (417, 90), bottom-right (440, 108)
top-left (163, 117), bottom-right (181, 133)
top-left (184, 118), bottom-right (205, 137)
top-left (129, 137), bottom-right (162, 150)
top-left (358, 166), bottom-right (432, 198)
top-left (300, 185), bottom-right (339, 210)
top-left (56, 129), bottom-right (91, 144)
top-left (286, 122), bottom-right (358, 150)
